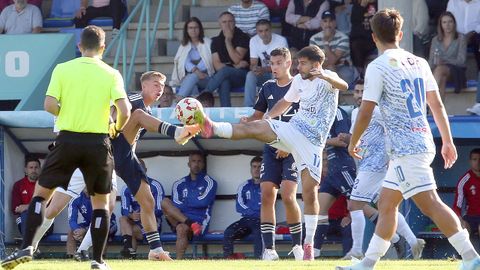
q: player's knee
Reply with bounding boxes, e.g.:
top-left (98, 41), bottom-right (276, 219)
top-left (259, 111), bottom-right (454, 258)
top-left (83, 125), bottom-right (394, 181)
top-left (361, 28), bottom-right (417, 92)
top-left (176, 224), bottom-right (189, 237)
top-left (377, 197), bottom-right (399, 214)
top-left (281, 192), bottom-right (297, 206)
top-left (302, 189), bottom-right (317, 204)
top-left (139, 196), bottom-right (155, 213)
top-left (160, 198), bottom-right (172, 211)
top-left (132, 108), bottom-right (147, 119)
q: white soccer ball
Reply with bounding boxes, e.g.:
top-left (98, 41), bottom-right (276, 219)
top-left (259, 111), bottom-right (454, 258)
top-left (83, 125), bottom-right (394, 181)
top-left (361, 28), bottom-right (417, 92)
top-left (175, 97), bottom-right (203, 125)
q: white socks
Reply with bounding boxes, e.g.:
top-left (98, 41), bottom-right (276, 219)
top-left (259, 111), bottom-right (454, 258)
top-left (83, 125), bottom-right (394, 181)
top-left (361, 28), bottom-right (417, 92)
top-left (448, 229), bottom-right (479, 261)
top-left (77, 227), bottom-right (93, 252)
top-left (362, 234), bottom-right (391, 268)
top-left (213, 122), bottom-right (233, 138)
top-left (396, 212), bottom-right (418, 247)
top-left (350, 210), bottom-right (365, 253)
top-left (304, 215), bottom-right (318, 244)
top-left (32, 217), bottom-right (54, 250)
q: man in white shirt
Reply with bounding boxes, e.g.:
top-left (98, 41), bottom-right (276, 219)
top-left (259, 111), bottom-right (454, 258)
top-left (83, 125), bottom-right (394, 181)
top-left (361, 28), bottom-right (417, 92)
top-left (0, 0), bottom-right (41, 34)
top-left (244, 19), bottom-right (288, 107)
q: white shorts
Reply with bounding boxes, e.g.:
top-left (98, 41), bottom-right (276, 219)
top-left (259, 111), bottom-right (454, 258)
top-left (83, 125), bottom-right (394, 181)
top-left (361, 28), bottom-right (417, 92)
top-left (55, 168), bottom-right (118, 199)
top-left (266, 119), bottom-right (323, 182)
top-left (350, 171), bottom-right (386, 203)
top-left (382, 152), bottom-right (436, 199)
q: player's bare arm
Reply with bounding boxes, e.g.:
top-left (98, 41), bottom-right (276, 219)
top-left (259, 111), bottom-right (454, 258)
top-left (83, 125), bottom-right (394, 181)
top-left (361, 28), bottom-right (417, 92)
top-left (44, 96), bottom-right (60, 116)
top-left (348, 100), bottom-right (376, 159)
top-left (109, 98), bottom-right (131, 138)
top-left (241, 110), bottom-right (264, 123)
top-left (311, 69), bottom-right (349, 91)
top-left (426, 90), bottom-right (457, 169)
top-left (263, 98), bottom-right (292, 119)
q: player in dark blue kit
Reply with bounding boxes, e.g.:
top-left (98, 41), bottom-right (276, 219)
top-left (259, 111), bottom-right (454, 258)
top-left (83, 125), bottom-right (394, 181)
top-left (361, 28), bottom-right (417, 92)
top-left (223, 156), bottom-right (263, 259)
top-left (110, 71), bottom-right (200, 261)
top-left (241, 47), bottom-right (304, 260)
top-left (119, 159), bottom-right (165, 259)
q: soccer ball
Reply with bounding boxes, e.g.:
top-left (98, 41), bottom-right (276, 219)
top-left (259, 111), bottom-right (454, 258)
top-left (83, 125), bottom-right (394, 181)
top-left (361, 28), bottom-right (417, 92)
top-left (175, 97), bottom-right (203, 125)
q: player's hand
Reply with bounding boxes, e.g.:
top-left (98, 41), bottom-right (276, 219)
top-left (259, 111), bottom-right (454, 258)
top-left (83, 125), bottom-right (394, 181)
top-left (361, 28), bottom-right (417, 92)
top-left (348, 141), bottom-right (363, 159)
top-left (240, 116), bottom-right (249, 123)
top-left (131, 212), bottom-right (141, 222)
top-left (441, 142), bottom-right (457, 169)
top-left (75, 7), bottom-right (86, 18)
top-left (108, 123), bottom-right (122, 139)
top-left (340, 216), bottom-right (351, 227)
top-left (309, 68), bottom-right (327, 80)
top-left (275, 150), bottom-right (289, 159)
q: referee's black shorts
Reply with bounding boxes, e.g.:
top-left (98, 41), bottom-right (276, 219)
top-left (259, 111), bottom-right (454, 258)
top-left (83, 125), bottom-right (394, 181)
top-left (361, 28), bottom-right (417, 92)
top-left (39, 131), bottom-right (114, 195)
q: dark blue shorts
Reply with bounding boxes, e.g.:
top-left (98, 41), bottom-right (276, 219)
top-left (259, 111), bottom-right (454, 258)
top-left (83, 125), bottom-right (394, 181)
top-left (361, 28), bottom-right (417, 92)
top-left (464, 215), bottom-right (480, 235)
top-left (111, 134), bottom-right (148, 196)
top-left (260, 145), bottom-right (297, 186)
top-left (319, 167), bottom-right (356, 198)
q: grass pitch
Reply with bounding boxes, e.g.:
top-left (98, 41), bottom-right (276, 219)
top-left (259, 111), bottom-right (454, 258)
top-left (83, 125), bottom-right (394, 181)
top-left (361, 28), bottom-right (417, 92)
top-left (10, 259), bottom-right (459, 270)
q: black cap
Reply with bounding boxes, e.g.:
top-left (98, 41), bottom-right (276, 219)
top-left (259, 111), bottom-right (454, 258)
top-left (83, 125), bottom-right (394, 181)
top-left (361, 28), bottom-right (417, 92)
top-left (321, 10), bottom-right (336, 20)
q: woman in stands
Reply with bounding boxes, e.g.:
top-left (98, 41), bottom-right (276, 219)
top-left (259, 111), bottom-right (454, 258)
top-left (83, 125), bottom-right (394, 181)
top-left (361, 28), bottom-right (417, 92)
top-left (170, 17), bottom-right (214, 102)
top-left (428, 11), bottom-right (467, 101)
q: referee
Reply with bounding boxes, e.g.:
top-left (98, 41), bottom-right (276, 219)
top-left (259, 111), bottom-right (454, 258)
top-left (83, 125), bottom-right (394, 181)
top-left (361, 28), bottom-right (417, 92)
top-left (1, 25), bottom-right (130, 270)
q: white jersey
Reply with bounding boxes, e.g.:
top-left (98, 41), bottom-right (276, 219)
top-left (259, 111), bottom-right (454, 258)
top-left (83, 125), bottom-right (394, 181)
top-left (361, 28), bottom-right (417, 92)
top-left (363, 49), bottom-right (438, 159)
top-left (351, 107), bottom-right (389, 173)
top-left (284, 72), bottom-right (339, 146)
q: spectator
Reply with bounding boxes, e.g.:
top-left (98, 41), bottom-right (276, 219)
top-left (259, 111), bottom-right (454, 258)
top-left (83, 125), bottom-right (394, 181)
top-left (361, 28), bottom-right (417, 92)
top-left (161, 152), bottom-right (217, 259)
top-left (349, 0), bottom-right (377, 76)
top-left (259, 0), bottom-right (290, 36)
top-left (0, 0), bottom-right (42, 34)
top-left (223, 156), bottom-right (263, 259)
top-left (196, 92), bottom-right (215, 107)
top-left (428, 11), bottom-right (467, 100)
top-left (204, 11), bottom-right (250, 107)
top-left (229, 0), bottom-right (270, 36)
top-left (0, 0), bottom-right (41, 12)
top-left (245, 19), bottom-right (288, 107)
top-left (11, 157), bottom-right (42, 234)
top-left (285, 0), bottom-right (329, 50)
top-left (74, 0), bottom-right (126, 35)
top-left (453, 148), bottom-right (480, 238)
top-left (413, 0), bottom-right (430, 58)
top-left (119, 159), bottom-right (165, 259)
top-left (158, 85), bottom-right (175, 108)
top-left (328, 0), bottom-right (352, 35)
top-left (309, 10), bottom-right (357, 88)
top-left (170, 17), bottom-right (214, 101)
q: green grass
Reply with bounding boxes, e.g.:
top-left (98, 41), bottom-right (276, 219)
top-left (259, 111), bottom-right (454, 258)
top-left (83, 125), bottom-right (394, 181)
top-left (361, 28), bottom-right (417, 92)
top-left (10, 259), bottom-right (460, 270)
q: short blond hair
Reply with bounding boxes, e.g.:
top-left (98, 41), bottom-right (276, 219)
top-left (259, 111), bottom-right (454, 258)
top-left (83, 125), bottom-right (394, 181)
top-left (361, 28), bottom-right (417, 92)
top-left (140, 71), bottom-right (166, 84)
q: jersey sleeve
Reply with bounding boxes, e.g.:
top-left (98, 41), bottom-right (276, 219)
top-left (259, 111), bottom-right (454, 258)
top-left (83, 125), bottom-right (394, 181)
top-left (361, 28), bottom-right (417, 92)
top-left (423, 59), bottom-right (439, 92)
top-left (453, 175), bottom-right (467, 216)
top-left (333, 108), bottom-right (351, 136)
top-left (362, 64), bottom-right (384, 104)
top-left (350, 108), bottom-right (359, 134)
top-left (46, 65), bottom-right (62, 100)
top-left (11, 181), bottom-right (21, 215)
top-left (249, 37), bottom-right (258, 59)
top-left (110, 70), bottom-right (127, 102)
top-left (235, 181), bottom-right (249, 215)
top-left (172, 179), bottom-right (186, 210)
top-left (253, 86), bottom-right (268, 113)
top-left (150, 180), bottom-right (165, 217)
top-left (120, 187), bottom-right (131, 217)
top-left (284, 75), bottom-right (302, 103)
top-left (68, 198), bottom-right (81, 230)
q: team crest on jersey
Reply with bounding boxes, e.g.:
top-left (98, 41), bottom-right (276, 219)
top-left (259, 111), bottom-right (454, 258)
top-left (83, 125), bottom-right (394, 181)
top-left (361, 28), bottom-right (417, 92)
top-left (388, 58), bottom-right (398, 68)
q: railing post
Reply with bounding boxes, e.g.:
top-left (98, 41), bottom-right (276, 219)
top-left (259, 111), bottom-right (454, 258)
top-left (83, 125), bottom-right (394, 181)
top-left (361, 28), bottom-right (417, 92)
top-left (145, 0), bottom-right (151, 71)
top-left (168, 0), bottom-right (174, 39)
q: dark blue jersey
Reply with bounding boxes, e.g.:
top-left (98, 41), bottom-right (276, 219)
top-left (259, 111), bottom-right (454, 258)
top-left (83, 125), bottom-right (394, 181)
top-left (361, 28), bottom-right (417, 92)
top-left (326, 107), bottom-right (356, 173)
top-left (253, 79), bottom-right (299, 122)
top-left (236, 179), bottom-right (261, 218)
top-left (68, 192), bottom-right (92, 230)
top-left (128, 93), bottom-right (151, 141)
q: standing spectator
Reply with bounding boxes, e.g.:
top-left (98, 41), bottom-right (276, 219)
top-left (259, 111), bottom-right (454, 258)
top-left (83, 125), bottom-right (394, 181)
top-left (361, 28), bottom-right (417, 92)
top-left (328, 0), bottom-right (352, 35)
top-left (285, 0), bottom-right (329, 50)
top-left (245, 19), bottom-right (288, 107)
top-left (161, 152), bottom-right (217, 259)
top-left (453, 148), bottom-right (480, 239)
top-left (229, 0), bottom-right (270, 36)
top-left (428, 11), bottom-right (467, 100)
top-left (413, 0), bottom-right (430, 58)
top-left (259, 0), bottom-right (290, 36)
top-left (204, 11), bottom-right (250, 107)
top-left (11, 157), bottom-right (41, 234)
top-left (0, 0), bottom-right (42, 34)
top-left (74, 0), bottom-right (127, 36)
top-left (309, 10), bottom-right (357, 88)
top-left (349, 0), bottom-right (377, 76)
top-left (223, 156), bottom-right (263, 259)
top-left (170, 17), bottom-right (214, 101)
top-left (158, 85), bottom-right (175, 108)
top-left (1, 26), bottom-right (131, 270)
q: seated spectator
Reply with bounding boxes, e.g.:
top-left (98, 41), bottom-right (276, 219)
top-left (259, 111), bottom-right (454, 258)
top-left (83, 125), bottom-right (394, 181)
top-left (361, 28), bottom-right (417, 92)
top-left (223, 156), bottom-right (262, 259)
top-left (170, 17), bottom-right (214, 101)
top-left (309, 10), bottom-right (357, 88)
top-left (74, 0), bottom-right (126, 35)
top-left (285, 0), bottom-right (329, 50)
top-left (245, 19), bottom-right (288, 107)
top-left (158, 85), bottom-right (175, 108)
top-left (453, 148), bottom-right (480, 239)
top-left (67, 189), bottom-right (117, 260)
top-left (428, 11), bottom-right (466, 100)
top-left (413, 0), bottom-right (430, 58)
top-left (196, 92), bottom-right (215, 107)
top-left (0, 0), bottom-right (41, 12)
top-left (328, 0), bottom-right (352, 35)
top-left (204, 12), bottom-right (250, 107)
top-left (120, 159), bottom-right (165, 259)
top-left (349, 0), bottom-right (377, 76)
top-left (228, 0), bottom-right (270, 36)
top-left (259, 0), bottom-right (290, 36)
top-left (0, 0), bottom-right (41, 34)
top-left (161, 152), bottom-right (217, 259)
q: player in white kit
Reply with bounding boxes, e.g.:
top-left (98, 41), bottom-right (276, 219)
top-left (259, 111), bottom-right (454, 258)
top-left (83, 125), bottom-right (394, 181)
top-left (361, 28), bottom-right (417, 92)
top-left (196, 45), bottom-right (349, 260)
top-left (337, 9), bottom-right (480, 270)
